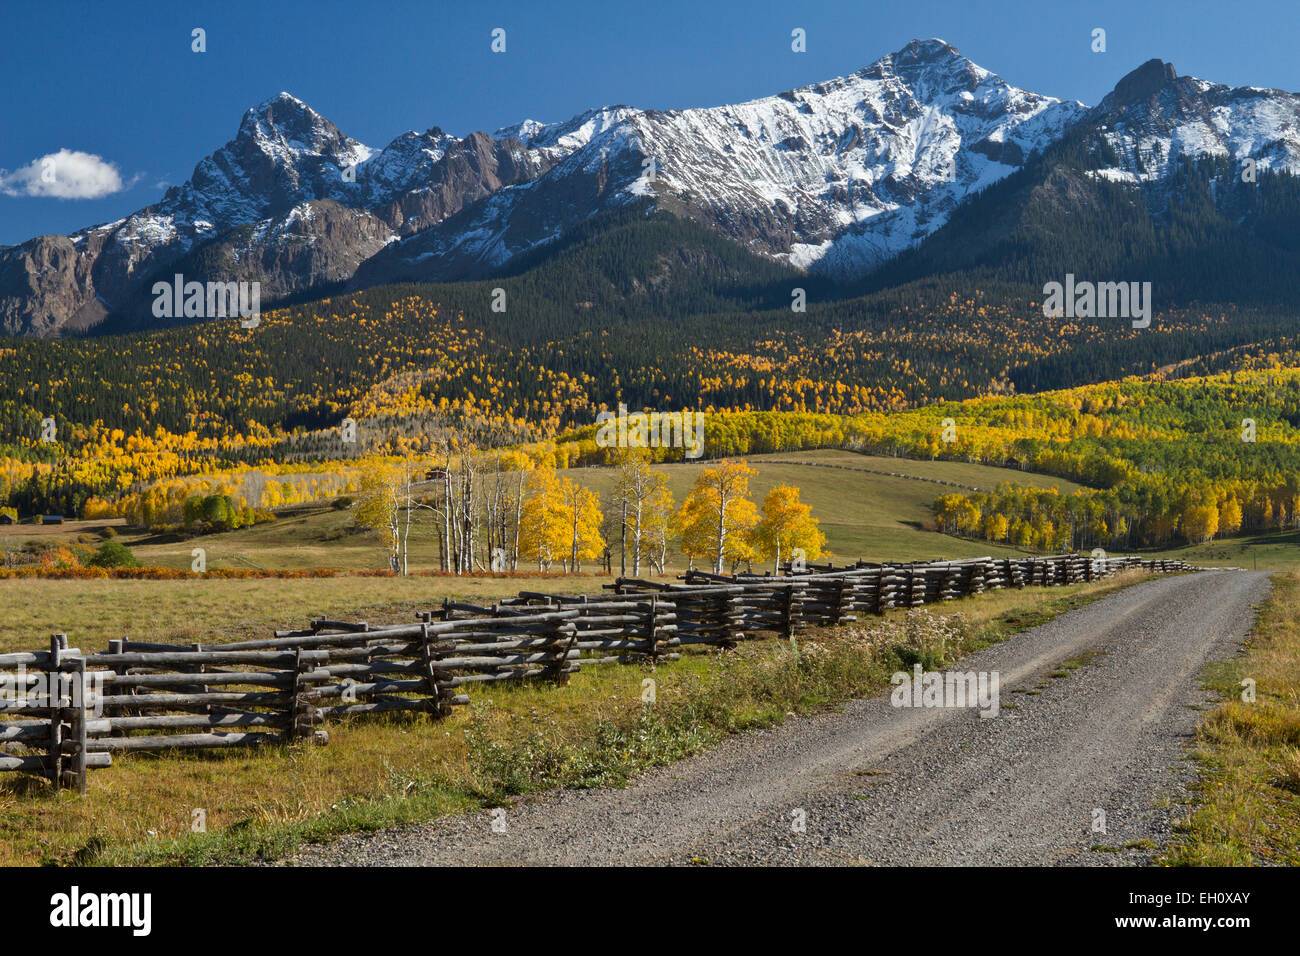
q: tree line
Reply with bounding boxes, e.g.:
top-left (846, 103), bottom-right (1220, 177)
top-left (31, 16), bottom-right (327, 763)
top-left (351, 450), bottom-right (827, 577)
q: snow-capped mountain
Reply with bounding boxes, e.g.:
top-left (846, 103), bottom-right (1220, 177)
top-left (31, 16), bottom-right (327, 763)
top-left (357, 39), bottom-right (1087, 284)
top-left (2, 39), bottom-right (1298, 336)
top-left (1085, 58), bottom-right (1300, 185)
top-left (0, 93), bottom-right (552, 335)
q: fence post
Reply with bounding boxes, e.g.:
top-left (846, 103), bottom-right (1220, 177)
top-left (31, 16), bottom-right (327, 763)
top-left (546, 622), bottom-right (578, 683)
top-left (72, 657), bottom-right (88, 795)
top-left (192, 642), bottom-right (211, 714)
top-left (419, 621), bottom-right (451, 718)
top-left (645, 596), bottom-right (659, 663)
top-left (47, 634), bottom-right (64, 790)
top-left (283, 649), bottom-right (304, 743)
top-left (780, 585), bottom-right (795, 638)
top-left (833, 579), bottom-right (850, 625)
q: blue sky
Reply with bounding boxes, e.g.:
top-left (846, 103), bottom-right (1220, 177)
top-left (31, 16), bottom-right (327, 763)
top-left (1, 0), bottom-right (1296, 245)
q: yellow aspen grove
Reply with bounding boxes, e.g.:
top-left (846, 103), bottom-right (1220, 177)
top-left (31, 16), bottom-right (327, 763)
top-left (677, 458), bottom-right (759, 573)
top-left (1182, 501), bottom-right (1220, 544)
top-left (981, 512), bottom-right (1009, 542)
top-left (1220, 496), bottom-right (1243, 535)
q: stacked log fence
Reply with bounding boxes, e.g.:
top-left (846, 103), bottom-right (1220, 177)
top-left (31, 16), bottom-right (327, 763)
top-left (1, 552), bottom-right (1204, 791)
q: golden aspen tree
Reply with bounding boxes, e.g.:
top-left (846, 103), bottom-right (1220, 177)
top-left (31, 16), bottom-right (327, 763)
top-left (558, 477), bottom-right (604, 572)
top-left (614, 450), bottom-right (668, 576)
top-left (1220, 497), bottom-right (1243, 535)
top-left (518, 463), bottom-right (567, 571)
top-left (353, 462), bottom-right (402, 573)
top-left (677, 459), bottom-right (759, 573)
top-left (1182, 501), bottom-right (1219, 544)
top-left (639, 478), bottom-right (675, 575)
top-left (751, 484), bottom-right (827, 571)
top-left (981, 512), bottom-right (1009, 542)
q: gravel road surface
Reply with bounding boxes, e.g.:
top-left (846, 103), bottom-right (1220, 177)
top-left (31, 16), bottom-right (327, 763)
top-left (290, 571), bottom-right (1271, 866)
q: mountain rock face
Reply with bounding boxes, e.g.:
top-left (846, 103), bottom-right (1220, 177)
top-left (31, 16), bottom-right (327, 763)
top-left (1086, 59), bottom-right (1300, 184)
top-left (3, 40), bottom-right (1299, 336)
top-left (0, 94), bottom-right (554, 335)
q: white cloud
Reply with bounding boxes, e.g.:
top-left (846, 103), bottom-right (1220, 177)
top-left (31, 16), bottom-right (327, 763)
top-left (0, 149), bottom-right (129, 199)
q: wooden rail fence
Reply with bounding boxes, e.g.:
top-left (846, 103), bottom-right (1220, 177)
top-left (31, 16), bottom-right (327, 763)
top-left (0, 553), bottom-right (1202, 791)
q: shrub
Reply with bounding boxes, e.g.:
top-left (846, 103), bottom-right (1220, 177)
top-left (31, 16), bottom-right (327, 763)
top-left (39, 545), bottom-right (81, 569)
top-left (87, 541), bottom-right (140, 568)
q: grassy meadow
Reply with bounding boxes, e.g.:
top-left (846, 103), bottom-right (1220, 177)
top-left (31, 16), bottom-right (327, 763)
top-left (0, 442), bottom-right (1270, 869)
top-left (1152, 530), bottom-right (1300, 573)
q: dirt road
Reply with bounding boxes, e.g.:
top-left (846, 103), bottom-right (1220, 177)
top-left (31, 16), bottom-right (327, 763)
top-left (291, 571), bottom-right (1270, 866)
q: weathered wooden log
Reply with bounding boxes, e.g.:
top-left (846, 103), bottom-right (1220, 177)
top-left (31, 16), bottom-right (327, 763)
top-left (80, 711), bottom-right (289, 733)
top-left (318, 701), bottom-right (426, 719)
top-left (0, 648), bottom-right (81, 668)
top-left (444, 665), bottom-right (580, 686)
top-left (95, 690), bottom-right (290, 710)
top-left (89, 649), bottom-right (330, 668)
top-left (0, 720), bottom-right (51, 742)
top-left (88, 731), bottom-right (284, 752)
top-left (0, 752), bottom-right (111, 773)
top-left (312, 677), bottom-right (438, 698)
top-left (220, 609), bottom-right (583, 650)
top-left (99, 671), bottom-right (293, 688)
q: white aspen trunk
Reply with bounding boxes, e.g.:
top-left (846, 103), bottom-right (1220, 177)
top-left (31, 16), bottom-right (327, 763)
top-left (570, 497), bottom-right (579, 572)
top-left (442, 468), bottom-right (453, 572)
top-left (512, 471), bottom-right (525, 571)
top-left (713, 487), bottom-right (728, 575)
top-left (632, 500), bottom-right (643, 576)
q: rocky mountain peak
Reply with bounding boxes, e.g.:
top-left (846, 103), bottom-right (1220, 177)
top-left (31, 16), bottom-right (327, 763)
top-left (893, 37), bottom-right (965, 68)
top-left (1102, 59), bottom-right (1179, 110)
top-left (863, 38), bottom-right (985, 90)
top-left (235, 91), bottom-right (367, 167)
